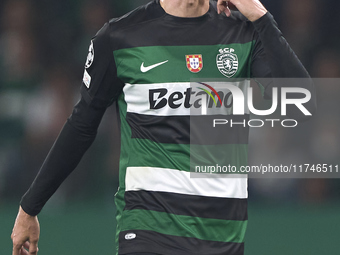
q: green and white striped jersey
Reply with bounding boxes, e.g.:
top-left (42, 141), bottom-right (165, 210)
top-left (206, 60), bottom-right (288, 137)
top-left (81, 1), bottom-right (272, 254)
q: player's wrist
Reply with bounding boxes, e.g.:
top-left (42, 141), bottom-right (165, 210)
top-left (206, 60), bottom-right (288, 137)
top-left (248, 8), bottom-right (267, 22)
top-left (19, 205), bottom-right (37, 218)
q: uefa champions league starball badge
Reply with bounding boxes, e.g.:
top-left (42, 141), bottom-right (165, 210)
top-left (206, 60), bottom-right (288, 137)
top-left (216, 48), bottom-right (238, 78)
top-left (85, 41), bottom-right (94, 69)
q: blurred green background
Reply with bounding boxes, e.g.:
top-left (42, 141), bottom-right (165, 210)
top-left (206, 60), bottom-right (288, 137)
top-left (2, 202), bottom-right (340, 254)
top-left (1, 0), bottom-right (340, 254)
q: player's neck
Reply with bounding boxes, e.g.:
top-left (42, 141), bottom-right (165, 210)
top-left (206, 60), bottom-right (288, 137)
top-left (160, 0), bottom-right (209, 18)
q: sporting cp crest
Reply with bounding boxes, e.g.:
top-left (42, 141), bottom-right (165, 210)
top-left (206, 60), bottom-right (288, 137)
top-left (216, 48), bottom-right (238, 78)
top-left (186, 54), bottom-right (203, 73)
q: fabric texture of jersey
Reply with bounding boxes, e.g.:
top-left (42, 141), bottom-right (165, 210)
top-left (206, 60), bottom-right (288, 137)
top-left (19, 0), bottom-right (315, 254)
top-left (81, 1), bottom-right (268, 254)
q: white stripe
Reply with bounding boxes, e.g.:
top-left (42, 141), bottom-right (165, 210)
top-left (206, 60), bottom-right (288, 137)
top-left (124, 82), bottom-right (190, 116)
top-left (125, 167), bottom-right (248, 199)
top-left (124, 81), bottom-right (250, 116)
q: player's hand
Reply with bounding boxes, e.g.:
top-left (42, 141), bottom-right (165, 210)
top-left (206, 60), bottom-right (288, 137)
top-left (11, 206), bottom-right (40, 255)
top-left (217, 0), bottom-right (267, 22)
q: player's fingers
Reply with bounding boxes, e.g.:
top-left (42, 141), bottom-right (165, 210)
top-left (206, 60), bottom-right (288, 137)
top-left (217, 0), bottom-right (228, 14)
top-left (28, 240), bottom-right (39, 255)
top-left (12, 246), bottom-right (21, 255)
top-left (224, 6), bottom-right (232, 17)
top-left (23, 241), bottom-right (30, 250)
top-left (12, 243), bottom-right (20, 255)
top-left (12, 238), bottom-right (24, 255)
top-left (20, 247), bottom-right (29, 255)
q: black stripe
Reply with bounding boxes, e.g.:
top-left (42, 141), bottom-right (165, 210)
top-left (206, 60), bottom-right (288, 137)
top-left (119, 230), bottom-right (244, 255)
top-left (124, 190), bottom-right (248, 221)
top-left (110, 1), bottom-right (254, 50)
top-left (126, 113), bottom-right (249, 145)
top-left (122, 253), bottom-right (160, 255)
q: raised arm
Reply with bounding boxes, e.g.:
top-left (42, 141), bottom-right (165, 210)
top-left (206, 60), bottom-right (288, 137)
top-left (218, 0), bottom-right (316, 118)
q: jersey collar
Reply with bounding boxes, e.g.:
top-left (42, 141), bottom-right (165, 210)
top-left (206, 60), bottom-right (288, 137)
top-left (155, 0), bottom-right (213, 23)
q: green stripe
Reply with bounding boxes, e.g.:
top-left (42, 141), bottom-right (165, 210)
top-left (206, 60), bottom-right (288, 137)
top-left (121, 209), bottom-right (247, 243)
top-left (113, 43), bottom-right (253, 84)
